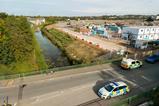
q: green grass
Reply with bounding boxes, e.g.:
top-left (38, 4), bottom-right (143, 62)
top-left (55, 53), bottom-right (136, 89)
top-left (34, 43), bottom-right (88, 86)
top-left (33, 34), bottom-right (48, 70)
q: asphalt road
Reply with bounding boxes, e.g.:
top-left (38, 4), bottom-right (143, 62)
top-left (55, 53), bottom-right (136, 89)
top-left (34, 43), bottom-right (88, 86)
top-left (0, 62), bottom-right (159, 106)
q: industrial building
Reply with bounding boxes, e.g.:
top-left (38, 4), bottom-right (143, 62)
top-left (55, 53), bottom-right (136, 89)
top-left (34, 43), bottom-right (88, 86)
top-left (122, 26), bottom-right (159, 49)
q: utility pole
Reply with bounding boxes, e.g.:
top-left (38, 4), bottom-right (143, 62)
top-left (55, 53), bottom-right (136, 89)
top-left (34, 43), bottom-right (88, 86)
top-left (17, 75), bottom-right (27, 106)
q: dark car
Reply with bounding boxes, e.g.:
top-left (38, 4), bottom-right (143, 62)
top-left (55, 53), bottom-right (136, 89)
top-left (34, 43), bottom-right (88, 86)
top-left (146, 54), bottom-right (159, 63)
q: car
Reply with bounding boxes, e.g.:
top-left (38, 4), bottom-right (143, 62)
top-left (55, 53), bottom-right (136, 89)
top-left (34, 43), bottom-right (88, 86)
top-left (121, 58), bottom-right (142, 70)
top-left (146, 54), bottom-right (159, 63)
top-left (98, 81), bottom-right (130, 99)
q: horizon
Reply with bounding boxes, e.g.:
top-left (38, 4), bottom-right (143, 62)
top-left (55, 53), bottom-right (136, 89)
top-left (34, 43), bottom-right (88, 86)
top-left (0, 0), bottom-right (159, 16)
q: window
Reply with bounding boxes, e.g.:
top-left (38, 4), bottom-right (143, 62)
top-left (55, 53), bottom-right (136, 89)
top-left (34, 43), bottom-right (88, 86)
top-left (119, 86), bottom-right (126, 90)
top-left (105, 85), bottom-right (114, 92)
top-left (113, 88), bottom-right (118, 92)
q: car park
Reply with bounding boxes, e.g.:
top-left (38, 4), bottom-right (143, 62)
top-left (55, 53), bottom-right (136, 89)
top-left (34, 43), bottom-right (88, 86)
top-left (98, 81), bottom-right (130, 99)
top-left (121, 58), bottom-right (142, 70)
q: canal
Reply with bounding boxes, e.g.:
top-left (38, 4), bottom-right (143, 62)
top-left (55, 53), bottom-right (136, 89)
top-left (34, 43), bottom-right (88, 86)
top-left (35, 31), bottom-right (70, 68)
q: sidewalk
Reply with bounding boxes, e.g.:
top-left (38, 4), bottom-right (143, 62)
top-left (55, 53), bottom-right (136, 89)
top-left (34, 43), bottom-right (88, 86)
top-left (0, 63), bottom-right (113, 88)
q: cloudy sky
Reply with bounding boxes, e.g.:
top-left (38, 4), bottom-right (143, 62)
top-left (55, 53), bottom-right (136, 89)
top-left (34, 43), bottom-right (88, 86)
top-left (0, 0), bottom-right (159, 16)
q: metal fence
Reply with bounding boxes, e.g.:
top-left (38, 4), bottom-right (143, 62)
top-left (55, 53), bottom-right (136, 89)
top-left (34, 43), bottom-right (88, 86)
top-left (0, 58), bottom-right (122, 80)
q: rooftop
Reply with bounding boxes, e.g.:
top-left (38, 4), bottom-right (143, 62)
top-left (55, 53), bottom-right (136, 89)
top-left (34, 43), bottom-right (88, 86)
top-left (126, 26), bottom-right (159, 29)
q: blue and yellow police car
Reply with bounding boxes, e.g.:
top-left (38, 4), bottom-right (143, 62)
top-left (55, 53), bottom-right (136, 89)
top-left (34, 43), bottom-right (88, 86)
top-left (98, 81), bottom-right (130, 99)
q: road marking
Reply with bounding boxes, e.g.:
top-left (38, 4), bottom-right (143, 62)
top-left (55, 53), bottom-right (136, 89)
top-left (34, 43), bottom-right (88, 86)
top-left (105, 70), bottom-right (138, 87)
top-left (31, 83), bottom-right (94, 104)
top-left (141, 76), bottom-right (152, 82)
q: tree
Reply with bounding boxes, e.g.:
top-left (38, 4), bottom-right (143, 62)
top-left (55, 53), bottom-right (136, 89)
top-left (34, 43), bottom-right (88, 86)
top-left (146, 16), bottom-right (154, 26)
top-left (146, 16), bottom-right (154, 22)
top-left (0, 13), bottom-right (34, 64)
top-left (0, 12), bottom-right (8, 19)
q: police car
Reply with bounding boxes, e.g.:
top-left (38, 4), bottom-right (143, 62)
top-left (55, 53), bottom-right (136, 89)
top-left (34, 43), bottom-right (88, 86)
top-left (121, 58), bottom-right (142, 70)
top-left (98, 81), bottom-right (130, 99)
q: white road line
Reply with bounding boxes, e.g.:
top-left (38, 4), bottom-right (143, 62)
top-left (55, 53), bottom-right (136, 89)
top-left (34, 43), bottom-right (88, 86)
top-left (30, 83), bottom-right (94, 104)
top-left (106, 70), bottom-right (138, 87)
top-left (141, 75), bottom-right (152, 82)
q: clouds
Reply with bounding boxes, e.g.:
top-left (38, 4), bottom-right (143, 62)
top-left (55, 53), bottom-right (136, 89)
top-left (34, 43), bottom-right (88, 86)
top-left (0, 0), bottom-right (158, 16)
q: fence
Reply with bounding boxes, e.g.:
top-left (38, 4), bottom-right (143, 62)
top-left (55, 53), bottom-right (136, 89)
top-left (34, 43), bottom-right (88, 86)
top-left (0, 58), bottom-right (122, 81)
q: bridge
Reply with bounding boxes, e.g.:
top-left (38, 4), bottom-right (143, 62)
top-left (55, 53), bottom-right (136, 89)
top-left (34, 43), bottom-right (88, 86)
top-left (0, 62), bottom-right (159, 106)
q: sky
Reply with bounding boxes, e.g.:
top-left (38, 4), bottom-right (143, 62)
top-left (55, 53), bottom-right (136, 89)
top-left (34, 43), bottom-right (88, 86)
top-left (0, 0), bottom-right (159, 16)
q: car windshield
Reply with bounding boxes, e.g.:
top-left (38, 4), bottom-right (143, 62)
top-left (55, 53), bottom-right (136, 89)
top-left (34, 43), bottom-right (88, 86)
top-left (122, 61), bottom-right (127, 65)
top-left (104, 85), bottom-right (114, 92)
top-left (150, 55), bottom-right (158, 58)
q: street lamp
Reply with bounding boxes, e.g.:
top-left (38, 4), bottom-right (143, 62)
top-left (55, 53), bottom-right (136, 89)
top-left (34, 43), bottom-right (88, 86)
top-left (17, 84), bottom-right (27, 106)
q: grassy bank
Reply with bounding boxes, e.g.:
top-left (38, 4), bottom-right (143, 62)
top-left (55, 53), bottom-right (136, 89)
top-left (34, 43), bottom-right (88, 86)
top-left (41, 27), bottom-right (106, 64)
top-left (0, 32), bottom-right (48, 76)
top-left (33, 33), bottom-right (48, 70)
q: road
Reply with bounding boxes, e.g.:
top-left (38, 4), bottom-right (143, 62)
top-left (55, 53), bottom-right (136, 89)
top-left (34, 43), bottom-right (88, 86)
top-left (0, 62), bottom-right (159, 106)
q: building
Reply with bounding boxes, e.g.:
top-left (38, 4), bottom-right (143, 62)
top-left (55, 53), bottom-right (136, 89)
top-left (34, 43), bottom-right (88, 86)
top-left (122, 26), bottom-right (159, 49)
top-left (156, 16), bottom-right (159, 20)
top-left (91, 25), bottom-right (108, 37)
top-left (27, 17), bottom-right (45, 25)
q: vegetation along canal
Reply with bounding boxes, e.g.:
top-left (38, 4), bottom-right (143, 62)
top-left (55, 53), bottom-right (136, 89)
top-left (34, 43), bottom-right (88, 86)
top-left (35, 31), bottom-right (70, 68)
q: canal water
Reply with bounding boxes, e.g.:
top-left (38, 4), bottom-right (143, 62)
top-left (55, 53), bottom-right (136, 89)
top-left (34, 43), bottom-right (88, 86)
top-left (35, 31), bottom-right (70, 68)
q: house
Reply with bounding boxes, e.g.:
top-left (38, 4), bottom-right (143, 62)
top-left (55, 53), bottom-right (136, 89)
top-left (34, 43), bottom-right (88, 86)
top-left (156, 16), bottom-right (159, 20)
top-left (91, 25), bottom-right (108, 37)
top-left (122, 26), bottom-right (159, 49)
top-left (27, 17), bottom-right (45, 25)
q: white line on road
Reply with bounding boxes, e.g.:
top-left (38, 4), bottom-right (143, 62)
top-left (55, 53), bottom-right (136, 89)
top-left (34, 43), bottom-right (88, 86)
top-left (106, 70), bottom-right (138, 87)
top-left (30, 83), bottom-right (95, 104)
top-left (141, 75), bottom-right (152, 82)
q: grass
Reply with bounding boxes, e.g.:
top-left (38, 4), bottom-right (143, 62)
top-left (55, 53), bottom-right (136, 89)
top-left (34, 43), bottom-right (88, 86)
top-left (42, 27), bottom-right (106, 64)
top-left (33, 34), bottom-right (48, 70)
top-left (0, 32), bottom-right (48, 76)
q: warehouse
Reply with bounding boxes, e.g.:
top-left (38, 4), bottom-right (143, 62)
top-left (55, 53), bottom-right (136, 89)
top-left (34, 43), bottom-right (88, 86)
top-left (122, 26), bottom-right (159, 49)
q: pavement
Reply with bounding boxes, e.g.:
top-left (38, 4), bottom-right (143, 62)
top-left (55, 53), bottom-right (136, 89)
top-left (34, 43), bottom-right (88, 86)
top-left (0, 62), bottom-right (159, 106)
top-left (0, 63), bottom-right (112, 88)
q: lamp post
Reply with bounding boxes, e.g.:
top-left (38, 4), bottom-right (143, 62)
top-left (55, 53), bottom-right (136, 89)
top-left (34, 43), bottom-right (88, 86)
top-left (17, 84), bottom-right (26, 106)
top-left (126, 32), bottom-right (133, 58)
top-left (17, 75), bottom-right (27, 106)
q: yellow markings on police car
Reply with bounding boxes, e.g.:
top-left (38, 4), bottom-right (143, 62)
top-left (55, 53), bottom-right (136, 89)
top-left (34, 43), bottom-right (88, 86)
top-left (126, 87), bottom-right (130, 92)
top-left (112, 91), bottom-right (116, 95)
top-left (120, 89), bottom-right (124, 94)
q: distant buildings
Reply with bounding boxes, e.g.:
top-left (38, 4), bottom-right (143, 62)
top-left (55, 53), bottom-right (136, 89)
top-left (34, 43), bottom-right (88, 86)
top-left (122, 26), bottom-right (159, 49)
top-left (156, 16), bottom-right (159, 20)
top-left (79, 25), bottom-right (108, 37)
top-left (27, 17), bottom-right (45, 25)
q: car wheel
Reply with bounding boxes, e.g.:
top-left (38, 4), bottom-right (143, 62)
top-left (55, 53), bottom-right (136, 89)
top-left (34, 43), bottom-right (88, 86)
top-left (107, 96), bottom-right (111, 99)
top-left (139, 65), bottom-right (142, 68)
top-left (123, 91), bottom-right (127, 95)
